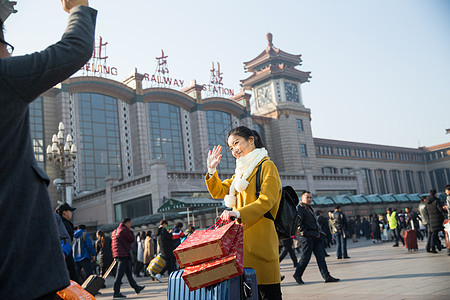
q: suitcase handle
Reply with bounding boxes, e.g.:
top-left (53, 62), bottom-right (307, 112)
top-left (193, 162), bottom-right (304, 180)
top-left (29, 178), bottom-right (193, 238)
top-left (102, 260), bottom-right (117, 279)
top-left (243, 280), bottom-right (252, 298)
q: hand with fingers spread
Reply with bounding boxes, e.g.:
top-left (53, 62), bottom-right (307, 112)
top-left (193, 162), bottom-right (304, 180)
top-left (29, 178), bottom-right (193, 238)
top-left (207, 145), bottom-right (223, 171)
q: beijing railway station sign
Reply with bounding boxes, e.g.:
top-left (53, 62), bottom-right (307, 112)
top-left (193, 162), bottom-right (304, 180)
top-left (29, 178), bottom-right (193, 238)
top-left (79, 39), bottom-right (235, 98)
top-left (80, 36), bottom-right (119, 77)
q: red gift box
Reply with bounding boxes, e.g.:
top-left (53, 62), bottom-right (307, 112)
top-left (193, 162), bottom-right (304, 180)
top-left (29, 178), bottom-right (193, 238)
top-left (181, 224), bottom-right (243, 291)
top-left (174, 221), bottom-right (239, 268)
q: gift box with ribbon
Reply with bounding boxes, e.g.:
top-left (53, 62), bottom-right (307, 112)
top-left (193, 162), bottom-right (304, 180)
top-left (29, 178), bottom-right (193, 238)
top-left (181, 223), bottom-right (243, 291)
top-left (174, 221), bottom-right (240, 268)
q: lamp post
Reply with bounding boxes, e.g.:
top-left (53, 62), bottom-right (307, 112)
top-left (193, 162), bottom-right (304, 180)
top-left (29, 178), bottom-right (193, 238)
top-left (46, 122), bottom-right (77, 203)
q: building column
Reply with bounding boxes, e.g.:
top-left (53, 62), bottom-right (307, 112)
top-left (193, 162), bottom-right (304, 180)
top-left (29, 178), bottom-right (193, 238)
top-left (149, 160), bottom-right (169, 214)
top-left (104, 176), bottom-right (118, 224)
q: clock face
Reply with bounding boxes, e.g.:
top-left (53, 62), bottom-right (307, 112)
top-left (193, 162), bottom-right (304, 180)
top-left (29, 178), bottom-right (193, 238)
top-left (285, 82), bottom-right (299, 102)
top-left (256, 84), bottom-right (273, 107)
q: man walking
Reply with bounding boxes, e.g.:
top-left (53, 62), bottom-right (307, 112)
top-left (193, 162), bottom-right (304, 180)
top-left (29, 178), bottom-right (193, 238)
top-left (56, 203), bottom-right (78, 282)
top-left (418, 196), bottom-right (430, 250)
top-left (156, 219), bottom-right (177, 282)
top-left (330, 205), bottom-right (350, 259)
top-left (386, 208), bottom-right (403, 247)
top-left (0, 1), bottom-right (97, 298)
top-left (293, 191), bottom-right (339, 285)
top-left (424, 190), bottom-right (445, 254)
top-left (112, 218), bottom-right (145, 299)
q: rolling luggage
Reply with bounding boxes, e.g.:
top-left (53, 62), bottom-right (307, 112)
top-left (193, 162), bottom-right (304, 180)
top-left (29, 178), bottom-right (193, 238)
top-left (81, 260), bottom-right (116, 296)
top-left (404, 229), bottom-right (418, 251)
top-left (168, 268), bottom-right (258, 300)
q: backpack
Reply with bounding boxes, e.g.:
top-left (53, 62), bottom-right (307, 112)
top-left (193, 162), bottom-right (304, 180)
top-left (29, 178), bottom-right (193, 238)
top-left (255, 160), bottom-right (300, 239)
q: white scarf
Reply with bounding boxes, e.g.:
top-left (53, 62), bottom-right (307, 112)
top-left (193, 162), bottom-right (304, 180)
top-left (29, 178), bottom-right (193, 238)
top-left (224, 148), bottom-right (268, 207)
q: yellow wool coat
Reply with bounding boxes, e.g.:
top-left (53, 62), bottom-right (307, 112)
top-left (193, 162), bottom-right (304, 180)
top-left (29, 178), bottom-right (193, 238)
top-left (205, 157), bottom-right (282, 285)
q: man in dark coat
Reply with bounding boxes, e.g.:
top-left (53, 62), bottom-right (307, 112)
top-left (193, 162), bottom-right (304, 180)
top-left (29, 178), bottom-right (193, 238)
top-left (0, 1), bottom-right (96, 298)
top-left (56, 203), bottom-right (78, 281)
top-left (424, 190), bottom-right (445, 253)
top-left (293, 191), bottom-right (339, 285)
top-left (330, 205), bottom-right (350, 259)
top-left (112, 218), bottom-right (145, 298)
top-left (156, 219), bottom-right (176, 282)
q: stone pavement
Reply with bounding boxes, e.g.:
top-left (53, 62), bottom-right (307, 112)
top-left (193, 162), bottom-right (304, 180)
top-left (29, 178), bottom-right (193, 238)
top-left (95, 238), bottom-right (450, 300)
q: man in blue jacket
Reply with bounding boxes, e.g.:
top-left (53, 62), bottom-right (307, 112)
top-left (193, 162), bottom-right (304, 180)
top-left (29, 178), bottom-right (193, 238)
top-left (73, 224), bottom-right (97, 282)
top-left (0, 1), bottom-right (97, 299)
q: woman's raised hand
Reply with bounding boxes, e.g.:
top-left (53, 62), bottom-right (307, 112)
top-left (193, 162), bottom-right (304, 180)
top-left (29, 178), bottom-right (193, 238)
top-left (207, 145), bottom-right (223, 169)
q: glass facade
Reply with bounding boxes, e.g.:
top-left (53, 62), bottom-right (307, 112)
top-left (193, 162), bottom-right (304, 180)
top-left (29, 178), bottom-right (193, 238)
top-left (404, 171), bottom-right (414, 194)
top-left (115, 195), bottom-right (152, 222)
top-left (29, 97), bottom-right (45, 169)
top-left (206, 110), bottom-right (234, 172)
top-left (148, 102), bottom-right (185, 171)
top-left (417, 171), bottom-right (426, 193)
top-left (390, 170), bottom-right (402, 194)
top-left (362, 168), bottom-right (374, 194)
top-left (375, 169), bottom-right (388, 194)
top-left (434, 168), bottom-right (448, 191)
top-left (78, 93), bottom-right (122, 191)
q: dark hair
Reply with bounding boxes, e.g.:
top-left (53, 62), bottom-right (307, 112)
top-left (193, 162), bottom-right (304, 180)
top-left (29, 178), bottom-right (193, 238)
top-left (227, 126), bottom-right (264, 148)
top-left (335, 204), bottom-right (341, 210)
top-left (176, 222), bottom-right (183, 228)
top-left (160, 219), bottom-right (168, 225)
top-left (445, 184), bottom-right (450, 191)
top-left (429, 189), bottom-right (437, 196)
top-left (146, 231), bottom-right (152, 237)
top-left (78, 224), bottom-right (86, 230)
top-left (301, 190), bottom-right (311, 196)
top-left (121, 217), bottom-right (131, 225)
top-left (97, 230), bottom-right (105, 248)
top-left (0, 20), bottom-right (3, 39)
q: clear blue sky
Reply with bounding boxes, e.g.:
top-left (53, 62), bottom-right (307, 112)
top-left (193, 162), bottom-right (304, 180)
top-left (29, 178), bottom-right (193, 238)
top-left (5, 0), bottom-right (450, 148)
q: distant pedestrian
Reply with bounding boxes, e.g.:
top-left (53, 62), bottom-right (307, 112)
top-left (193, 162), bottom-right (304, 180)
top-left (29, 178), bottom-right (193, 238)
top-left (112, 218), bottom-right (145, 298)
top-left (73, 225), bottom-right (96, 283)
top-left (405, 207), bottom-right (423, 241)
top-left (134, 231), bottom-right (146, 277)
top-left (155, 219), bottom-right (176, 282)
top-left (330, 205), bottom-right (350, 259)
top-left (371, 214), bottom-right (381, 243)
top-left (143, 231), bottom-right (155, 276)
top-left (424, 190), bottom-right (445, 253)
top-left (56, 203), bottom-right (78, 281)
top-left (96, 230), bottom-right (114, 278)
top-left (386, 207), bottom-right (403, 247)
top-left (279, 237), bottom-right (298, 267)
top-left (293, 191), bottom-right (339, 285)
top-left (172, 222), bottom-right (185, 249)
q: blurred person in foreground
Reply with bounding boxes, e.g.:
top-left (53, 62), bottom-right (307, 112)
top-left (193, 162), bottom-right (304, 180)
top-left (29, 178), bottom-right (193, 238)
top-left (0, 1), bottom-right (96, 299)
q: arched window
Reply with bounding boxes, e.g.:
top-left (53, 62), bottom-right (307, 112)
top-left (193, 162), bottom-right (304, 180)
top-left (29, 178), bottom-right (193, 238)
top-left (206, 111), bottom-right (234, 172)
top-left (30, 97), bottom-right (45, 169)
top-left (148, 102), bottom-right (185, 171)
top-left (78, 93), bottom-right (122, 191)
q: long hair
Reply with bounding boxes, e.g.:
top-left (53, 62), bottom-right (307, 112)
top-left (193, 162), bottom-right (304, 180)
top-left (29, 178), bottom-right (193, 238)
top-left (226, 126), bottom-right (264, 148)
top-left (97, 230), bottom-right (105, 248)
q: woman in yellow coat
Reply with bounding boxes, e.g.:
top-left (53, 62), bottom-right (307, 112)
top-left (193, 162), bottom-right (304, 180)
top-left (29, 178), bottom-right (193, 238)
top-left (205, 126), bottom-right (282, 300)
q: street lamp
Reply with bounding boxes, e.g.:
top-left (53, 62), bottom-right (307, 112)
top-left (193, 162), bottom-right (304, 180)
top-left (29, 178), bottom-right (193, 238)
top-left (46, 122), bottom-right (77, 203)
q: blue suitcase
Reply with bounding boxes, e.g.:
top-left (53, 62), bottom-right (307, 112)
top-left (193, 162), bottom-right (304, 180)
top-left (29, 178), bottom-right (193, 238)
top-left (168, 268), bottom-right (258, 300)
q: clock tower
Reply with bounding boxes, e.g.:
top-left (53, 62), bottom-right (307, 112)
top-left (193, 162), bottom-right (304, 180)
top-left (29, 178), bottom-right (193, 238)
top-left (240, 33), bottom-right (317, 174)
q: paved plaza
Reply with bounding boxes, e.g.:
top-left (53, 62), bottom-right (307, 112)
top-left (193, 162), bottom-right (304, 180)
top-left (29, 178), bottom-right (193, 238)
top-left (95, 238), bottom-right (450, 300)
